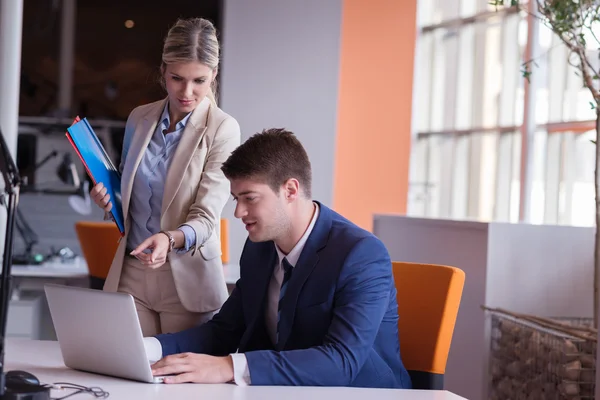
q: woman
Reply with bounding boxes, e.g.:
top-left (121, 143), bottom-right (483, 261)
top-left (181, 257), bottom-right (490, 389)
top-left (90, 17), bottom-right (240, 336)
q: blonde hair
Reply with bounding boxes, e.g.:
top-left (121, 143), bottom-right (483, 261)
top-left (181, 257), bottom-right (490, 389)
top-left (161, 18), bottom-right (220, 103)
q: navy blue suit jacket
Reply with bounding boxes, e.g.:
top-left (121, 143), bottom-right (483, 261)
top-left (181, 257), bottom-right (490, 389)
top-left (156, 203), bottom-right (412, 388)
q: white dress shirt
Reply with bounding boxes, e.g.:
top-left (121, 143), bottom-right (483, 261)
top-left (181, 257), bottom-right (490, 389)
top-left (144, 203), bottom-right (320, 385)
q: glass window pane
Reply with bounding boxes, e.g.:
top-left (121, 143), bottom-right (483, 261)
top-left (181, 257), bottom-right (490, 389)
top-left (478, 132), bottom-right (500, 220)
top-left (498, 13), bottom-right (522, 127)
top-left (547, 35), bottom-right (568, 123)
top-left (426, 135), bottom-right (442, 217)
top-left (417, 0), bottom-right (435, 27)
top-left (442, 32), bottom-right (459, 131)
top-left (428, 0), bottom-right (444, 26)
top-left (530, 130), bottom-right (547, 224)
top-left (494, 132), bottom-right (514, 221)
top-left (558, 132), bottom-right (574, 225)
top-left (438, 135), bottom-right (457, 217)
top-left (429, 29), bottom-right (447, 132)
top-left (510, 132), bottom-right (522, 223)
top-left (534, 24), bottom-right (551, 125)
top-left (466, 132), bottom-right (499, 220)
top-left (544, 133), bottom-right (562, 224)
top-left (460, 0), bottom-right (477, 18)
top-left (414, 33), bottom-right (434, 132)
top-left (551, 43), bottom-right (598, 121)
top-left (574, 82), bottom-right (596, 122)
top-left (439, 0), bottom-right (461, 21)
top-left (513, 17), bottom-right (528, 127)
top-left (407, 137), bottom-right (430, 217)
top-left (569, 131), bottom-right (595, 226)
top-left (470, 22), bottom-right (486, 128)
top-left (482, 20), bottom-right (502, 128)
top-left (455, 25), bottom-right (475, 130)
top-left (451, 134), bottom-right (469, 218)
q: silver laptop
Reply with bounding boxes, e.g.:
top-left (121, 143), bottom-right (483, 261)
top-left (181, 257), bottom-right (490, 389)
top-left (44, 284), bottom-right (165, 383)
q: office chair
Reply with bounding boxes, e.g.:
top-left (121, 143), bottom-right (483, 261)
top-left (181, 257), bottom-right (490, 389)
top-left (392, 261), bottom-right (465, 390)
top-left (220, 218), bottom-right (229, 264)
top-left (74, 221), bottom-right (120, 290)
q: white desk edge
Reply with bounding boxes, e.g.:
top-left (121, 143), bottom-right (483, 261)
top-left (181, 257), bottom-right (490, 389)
top-left (11, 257), bottom-right (241, 284)
top-left (5, 338), bottom-right (468, 400)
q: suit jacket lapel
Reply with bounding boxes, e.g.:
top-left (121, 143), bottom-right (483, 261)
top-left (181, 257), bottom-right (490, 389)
top-left (121, 100), bottom-right (165, 224)
top-left (160, 97), bottom-right (211, 220)
top-left (239, 244), bottom-right (278, 350)
top-left (276, 203), bottom-right (332, 350)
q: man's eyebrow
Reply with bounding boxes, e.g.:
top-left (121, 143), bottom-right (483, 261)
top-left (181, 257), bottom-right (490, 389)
top-left (232, 191), bottom-right (258, 196)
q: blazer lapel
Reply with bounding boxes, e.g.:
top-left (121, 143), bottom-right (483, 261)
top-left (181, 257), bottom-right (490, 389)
top-left (239, 245), bottom-right (278, 350)
top-left (160, 97), bottom-right (211, 219)
top-left (275, 203), bottom-right (332, 350)
top-left (121, 100), bottom-right (165, 223)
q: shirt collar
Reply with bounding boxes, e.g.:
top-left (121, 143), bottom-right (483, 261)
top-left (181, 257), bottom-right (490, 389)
top-left (160, 101), bottom-right (192, 131)
top-left (275, 202), bottom-right (320, 268)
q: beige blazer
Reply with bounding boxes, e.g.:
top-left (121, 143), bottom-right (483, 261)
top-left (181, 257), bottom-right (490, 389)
top-left (103, 97), bottom-right (241, 313)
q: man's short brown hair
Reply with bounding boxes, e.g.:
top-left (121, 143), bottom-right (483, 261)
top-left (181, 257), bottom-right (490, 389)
top-left (221, 128), bottom-right (312, 198)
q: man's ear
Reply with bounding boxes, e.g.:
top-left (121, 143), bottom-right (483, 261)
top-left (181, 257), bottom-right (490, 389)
top-left (283, 178), bottom-right (300, 201)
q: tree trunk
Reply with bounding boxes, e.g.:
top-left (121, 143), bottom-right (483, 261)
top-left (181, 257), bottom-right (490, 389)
top-left (595, 108), bottom-right (600, 328)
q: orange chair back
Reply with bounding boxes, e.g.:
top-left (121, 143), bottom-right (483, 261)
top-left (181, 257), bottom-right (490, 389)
top-left (392, 261), bottom-right (465, 389)
top-left (220, 218), bottom-right (229, 264)
top-left (74, 221), bottom-right (121, 280)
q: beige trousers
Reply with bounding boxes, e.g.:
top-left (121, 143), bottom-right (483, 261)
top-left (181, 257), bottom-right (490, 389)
top-left (117, 256), bottom-right (215, 336)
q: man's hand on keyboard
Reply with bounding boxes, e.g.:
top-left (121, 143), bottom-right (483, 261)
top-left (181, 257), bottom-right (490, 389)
top-left (151, 352), bottom-right (234, 384)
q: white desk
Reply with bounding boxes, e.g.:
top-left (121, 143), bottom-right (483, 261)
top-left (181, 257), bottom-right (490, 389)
top-left (12, 257), bottom-right (240, 284)
top-left (5, 339), bottom-right (468, 400)
top-left (11, 257), bottom-right (89, 279)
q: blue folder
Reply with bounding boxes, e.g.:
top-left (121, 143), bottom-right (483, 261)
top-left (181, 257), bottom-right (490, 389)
top-left (66, 117), bottom-right (125, 236)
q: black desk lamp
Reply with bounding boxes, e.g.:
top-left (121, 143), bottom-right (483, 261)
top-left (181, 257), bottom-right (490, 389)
top-left (55, 153), bottom-right (80, 188)
top-left (0, 128), bottom-right (50, 399)
top-left (51, 153), bottom-right (92, 215)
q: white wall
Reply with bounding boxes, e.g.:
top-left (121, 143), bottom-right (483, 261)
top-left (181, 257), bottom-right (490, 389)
top-left (486, 223), bottom-right (594, 317)
top-left (219, 0), bottom-right (343, 264)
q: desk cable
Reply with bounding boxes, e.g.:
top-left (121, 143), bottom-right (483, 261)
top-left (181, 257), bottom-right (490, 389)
top-left (46, 382), bottom-right (109, 399)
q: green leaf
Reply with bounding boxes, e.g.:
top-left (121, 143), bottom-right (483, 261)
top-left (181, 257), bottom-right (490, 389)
top-left (521, 64), bottom-right (532, 82)
top-left (489, 0), bottom-right (520, 7)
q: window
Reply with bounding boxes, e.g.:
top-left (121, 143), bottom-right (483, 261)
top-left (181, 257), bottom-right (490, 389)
top-left (409, 1), bottom-right (597, 227)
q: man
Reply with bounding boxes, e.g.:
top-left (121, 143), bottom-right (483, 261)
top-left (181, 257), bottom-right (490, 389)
top-left (145, 128), bottom-right (412, 388)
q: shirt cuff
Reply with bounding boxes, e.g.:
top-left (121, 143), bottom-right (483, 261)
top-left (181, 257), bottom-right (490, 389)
top-left (176, 224), bottom-right (196, 254)
top-left (143, 337), bottom-right (163, 363)
top-left (230, 353), bottom-right (251, 386)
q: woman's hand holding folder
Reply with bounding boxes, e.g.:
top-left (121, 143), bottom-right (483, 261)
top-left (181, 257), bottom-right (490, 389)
top-left (90, 182), bottom-right (113, 212)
